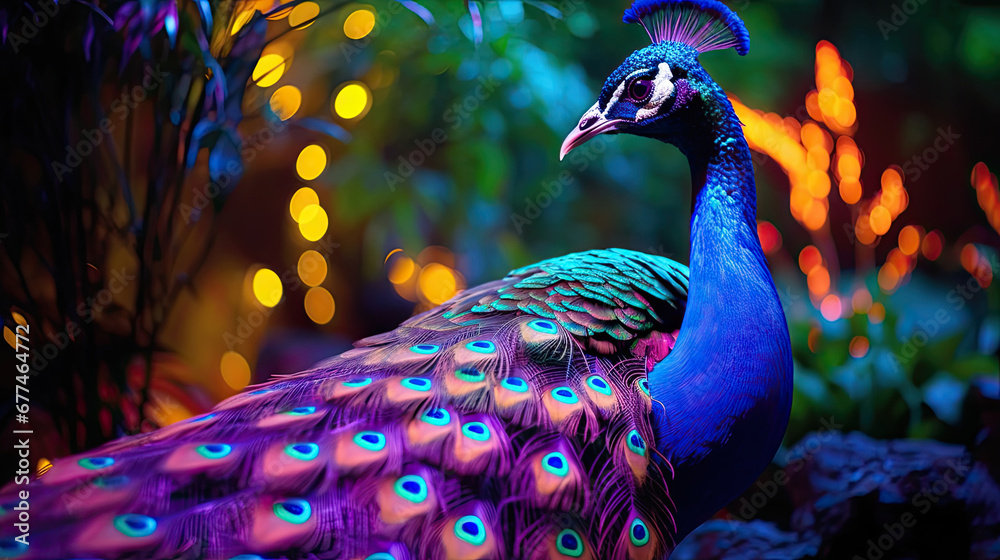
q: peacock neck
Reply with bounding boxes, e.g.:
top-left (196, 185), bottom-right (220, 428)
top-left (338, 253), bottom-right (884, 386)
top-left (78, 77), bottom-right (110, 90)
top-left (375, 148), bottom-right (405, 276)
top-left (648, 84), bottom-right (793, 539)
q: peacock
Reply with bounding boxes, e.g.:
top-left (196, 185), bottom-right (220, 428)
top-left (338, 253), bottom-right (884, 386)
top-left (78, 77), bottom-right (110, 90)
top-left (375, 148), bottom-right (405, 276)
top-left (0, 1), bottom-right (792, 558)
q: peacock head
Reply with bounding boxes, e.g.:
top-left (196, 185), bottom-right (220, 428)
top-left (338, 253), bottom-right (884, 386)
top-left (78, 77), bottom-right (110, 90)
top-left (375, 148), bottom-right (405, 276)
top-left (560, 0), bottom-right (750, 160)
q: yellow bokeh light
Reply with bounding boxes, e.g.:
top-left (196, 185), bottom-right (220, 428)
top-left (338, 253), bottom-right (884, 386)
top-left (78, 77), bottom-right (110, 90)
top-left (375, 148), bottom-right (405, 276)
top-left (252, 53), bottom-right (286, 87)
top-left (231, 9), bottom-right (255, 35)
top-left (869, 205), bottom-right (891, 236)
top-left (807, 266), bottom-right (830, 295)
top-left (304, 287), bottom-right (336, 324)
top-left (297, 250), bottom-right (328, 287)
top-left (252, 268), bottom-right (283, 307)
top-left (344, 9), bottom-right (376, 39)
top-left (296, 145), bottom-right (327, 181)
top-left (388, 256), bottom-right (416, 284)
top-left (36, 457), bottom-right (53, 477)
top-left (289, 187), bottom-right (319, 222)
top-left (839, 179), bottom-right (862, 205)
top-left (220, 351), bottom-right (252, 390)
top-left (298, 204), bottom-right (329, 241)
top-left (898, 225), bottom-right (921, 255)
top-left (12, 312), bottom-right (26, 326)
top-left (3, 326), bottom-right (15, 349)
top-left (288, 1), bottom-right (320, 28)
top-left (418, 263), bottom-right (457, 305)
top-left (269, 85), bottom-right (302, 120)
top-left (333, 82), bottom-right (371, 120)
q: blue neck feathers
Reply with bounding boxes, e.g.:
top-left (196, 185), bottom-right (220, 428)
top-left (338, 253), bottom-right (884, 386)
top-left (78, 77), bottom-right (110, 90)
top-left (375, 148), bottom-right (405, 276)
top-left (648, 77), bottom-right (793, 538)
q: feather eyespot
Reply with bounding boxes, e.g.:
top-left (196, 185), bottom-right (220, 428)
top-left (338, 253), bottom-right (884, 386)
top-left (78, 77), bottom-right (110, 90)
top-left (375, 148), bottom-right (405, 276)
top-left (454, 515), bottom-right (487, 546)
top-left (461, 421), bottom-right (491, 441)
top-left (455, 367), bottom-right (486, 383)
top-left (550, 386), bottom-right (579, 405)
top-left (629, 517), bottom-right (651, 547)
top-left (353, 431), bottom-right (387, 451)
top-left (364, 554), bottom-right (396, 560)
top-left (282, 406), bottom-right (316, 416)
top-left (528, 319), bottom-right (559, 334)
top-left (393, 474), bottom-right (429, 503)
top-left (342, 377), bottom-right (373, 387)
top-left (78, 457), bottom-right (115, 470)
top-left (586, 375), bottom-right (613, 396)
top-left (401, 377), bottom-right (432, 391)
top-left (421, 407), bottom-right (451, 426)
top-left (284, 442), bottom-right (320, 461)
top-left (638, 378), bottom-right (650, 396)
top-left (555, 529), bottom-right (585, 557)
top-left (465, 340), bottom-right (496, 354)
top-left (113, 514), bottom-right (157, 538)
top-left (410, 344), bottom-right (440, 355)
top-left (273, 498), bottom-right (312, 525)
top-left (196, 443), bottom-right (233, 460)
top-left (626, 430), bottom-right (646, 456)
top-left (501, 377), bottom-right (529, 393)
top-left (93, 475), bottom-right (130, 489)
top-left (541, 452), bottom-right (570, 477)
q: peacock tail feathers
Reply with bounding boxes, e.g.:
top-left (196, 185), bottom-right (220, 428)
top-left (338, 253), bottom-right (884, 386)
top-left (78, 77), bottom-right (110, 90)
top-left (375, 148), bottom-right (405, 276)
top-left (0, 249), bottom-right (688, 559)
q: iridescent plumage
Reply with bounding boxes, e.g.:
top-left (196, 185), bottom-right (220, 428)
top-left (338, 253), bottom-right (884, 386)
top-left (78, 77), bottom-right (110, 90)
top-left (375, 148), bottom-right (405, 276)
top-left (0, 1), bottom-right (794, 558)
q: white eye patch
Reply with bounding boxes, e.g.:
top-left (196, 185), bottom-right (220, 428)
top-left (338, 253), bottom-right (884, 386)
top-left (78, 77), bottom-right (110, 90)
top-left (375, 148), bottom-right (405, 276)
top-left (636, 62), bottom-right (674, 120)
top-left (604, 62), bottom-right (675, 121)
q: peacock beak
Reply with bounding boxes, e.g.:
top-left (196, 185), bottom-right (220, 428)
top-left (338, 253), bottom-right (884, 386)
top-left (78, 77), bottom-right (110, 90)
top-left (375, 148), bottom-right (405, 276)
top-left (560, 102), bottom-right (626, 160)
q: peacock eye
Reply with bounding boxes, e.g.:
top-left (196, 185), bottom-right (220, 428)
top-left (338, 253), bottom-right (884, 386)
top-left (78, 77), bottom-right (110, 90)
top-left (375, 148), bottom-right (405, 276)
top-left (627, 78), bottom-right (653, 102)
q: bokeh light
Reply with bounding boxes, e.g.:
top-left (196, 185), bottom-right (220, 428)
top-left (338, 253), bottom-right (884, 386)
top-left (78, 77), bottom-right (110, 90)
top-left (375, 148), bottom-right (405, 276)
top-left (344, 8), bottom-right (376, 40)
top-left (231, 10), bottom-right (255, 35)
top-left (252, 268), bottom-right (283, 307)
top-left (269, 85), bottom-right (301, 120)
top-left (296, 145), bottom-right (327, 181)
top-left (220, 351), bottom-right (251, 390)
top-left (418, 263), bottom-right (458, 305)
top-left (298, 204), bottom-right (329, 241)
top-left (304, 287), bottom-right (335, 324)
top-left (757, 221), bottom-right (782, 255)
top-left (820, 294), bottom-right (841, 321)
top-left (849, 336), bottom-right (870, 358)
top-left (297, 250), bottom-right (328, 287)
top-left (869, 302), bottom-right (886, 324)
top-left (289, 187), bottom-right (320, 222)
top-left (898, 225), bottom-right (921, 255)
top-left (252, 53), bottom-right (287, 87)
top-left (288, 1), bottom-right (320, 29)
top-left (333, 82), bottom-right (371, 120)
top-left (852, 288), bottom-right (872, 313)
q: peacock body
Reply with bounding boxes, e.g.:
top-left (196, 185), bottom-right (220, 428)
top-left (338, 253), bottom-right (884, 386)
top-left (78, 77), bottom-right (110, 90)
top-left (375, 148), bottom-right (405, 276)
top-left (0, 1), bottom-right (792, 559)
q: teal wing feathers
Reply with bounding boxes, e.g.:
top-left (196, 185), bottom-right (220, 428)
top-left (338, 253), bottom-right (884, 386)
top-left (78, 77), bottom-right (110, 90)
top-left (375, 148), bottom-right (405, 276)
top-left (0, 249), bottom-right (688, 560)
top-left (442, 248), bottom-right (689, 355)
